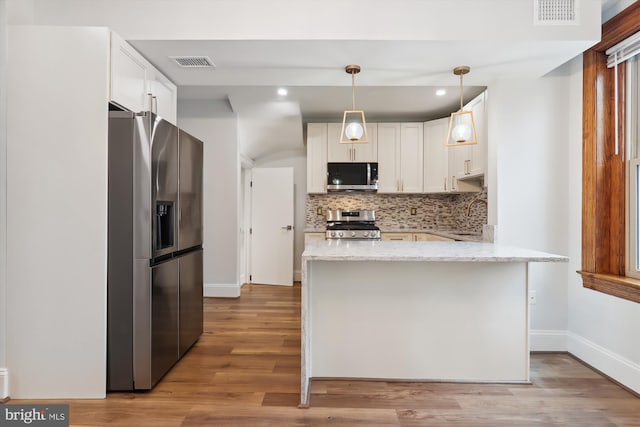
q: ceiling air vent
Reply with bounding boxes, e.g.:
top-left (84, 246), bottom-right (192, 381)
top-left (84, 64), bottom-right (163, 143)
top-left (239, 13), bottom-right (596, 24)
top-left (533, 0), bottom-right (578, 25)
top-left (170, 56), bottom-right (216, 68)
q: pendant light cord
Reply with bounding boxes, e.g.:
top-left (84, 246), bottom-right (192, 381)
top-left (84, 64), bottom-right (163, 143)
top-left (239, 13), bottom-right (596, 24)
top-left (352, 72), bottom-right (356, 110)
top-left (459, 72), bottom-right (464, 111)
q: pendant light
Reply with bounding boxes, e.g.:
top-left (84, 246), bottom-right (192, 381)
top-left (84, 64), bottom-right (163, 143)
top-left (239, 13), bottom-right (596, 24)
top-left (340, 64), bottom-right (368, 144)
top-left (446, 66), bottom-right (478, 146)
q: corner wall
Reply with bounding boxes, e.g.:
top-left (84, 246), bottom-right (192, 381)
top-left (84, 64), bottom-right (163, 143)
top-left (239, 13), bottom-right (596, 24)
top-left (178, 99), bottom-right (241, 297)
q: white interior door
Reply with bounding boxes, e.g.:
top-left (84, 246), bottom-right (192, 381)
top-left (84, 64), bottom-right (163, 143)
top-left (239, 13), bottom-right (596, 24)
top-left (250, 167), bottom-right (294, 286)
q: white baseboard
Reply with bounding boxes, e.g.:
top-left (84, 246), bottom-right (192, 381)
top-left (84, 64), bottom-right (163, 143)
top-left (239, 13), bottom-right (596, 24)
top-left (529, 329), bottom-right (568, 352)
top-left (294, 269), bottom-right (301, 282)
top-left (0, 368), bottom-right (8, 401)
top-left (204, 283), bottom-right (241, 298)
top-left (568, 331), bottom-right (640, 394)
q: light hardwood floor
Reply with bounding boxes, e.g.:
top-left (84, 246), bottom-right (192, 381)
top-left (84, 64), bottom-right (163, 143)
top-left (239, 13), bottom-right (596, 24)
top-left (10, 283), bottom-right (640, 426)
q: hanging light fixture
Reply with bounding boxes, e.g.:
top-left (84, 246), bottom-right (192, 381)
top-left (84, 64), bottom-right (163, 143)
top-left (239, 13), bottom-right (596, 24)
top-left (446, 65), bottom-right (478, 146)
top-left (340, 64), bottom-right (368, 144)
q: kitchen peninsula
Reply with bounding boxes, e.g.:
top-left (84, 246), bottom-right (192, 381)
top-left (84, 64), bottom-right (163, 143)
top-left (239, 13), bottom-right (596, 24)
top-left (299, 240), bottom-right (568, 407)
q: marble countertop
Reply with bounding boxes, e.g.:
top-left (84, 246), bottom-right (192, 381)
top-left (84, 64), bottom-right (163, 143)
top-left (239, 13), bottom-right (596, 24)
top-left (305, 227), bottom-right (483, 241)
top-left (302, 240), bottom-right (568, 263)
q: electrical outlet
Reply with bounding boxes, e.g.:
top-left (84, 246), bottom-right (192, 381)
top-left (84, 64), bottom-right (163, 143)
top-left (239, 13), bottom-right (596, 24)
top-left (316, 207), bottom-right (323, 216)
top-left (529, 290), bottom-right (537, 305)
top-left (410, 208), bottom-right (417, 215)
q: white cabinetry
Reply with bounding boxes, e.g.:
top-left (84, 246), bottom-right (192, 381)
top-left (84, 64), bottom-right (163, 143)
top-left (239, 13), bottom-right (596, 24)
top-left (450, 91), bottom-right (486, 179)
top-left (378, 123), bottom-right (423, 193)
top-left (110, 32), bottom-right (177, 125)
top-left (110, 31), bottom-right (147, 114)
top-left (306, 123), bottom-right (328, 193)
top-left (381, 232), bottom-right (454, 241)
top-left (423, 118), bottom-right (450, 193)
top-left (327, 123), bottom-right (378, 162)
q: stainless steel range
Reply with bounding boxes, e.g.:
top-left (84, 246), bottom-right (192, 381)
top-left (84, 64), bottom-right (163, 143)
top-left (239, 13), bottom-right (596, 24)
top-left (325, 210), bottom-right (381, 240)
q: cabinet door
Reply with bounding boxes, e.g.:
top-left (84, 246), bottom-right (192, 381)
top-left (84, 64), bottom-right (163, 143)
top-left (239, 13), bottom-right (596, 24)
top-left (327, 123), bottom-right (351, 162)
top-left (400, 123), bottom-right (424, 193)
top-left (352, 123), bottom-right (378, 162)
top-left (469, 91), bottom-right (486, 176)
top-left (377, 123), bottom-right (401, 193)
top-left (306, 123), bottom-right (328, 193)
top-left (381, 233), bottom-right (413, 241)
top-left (110, 32), bottom-right (148, 112)
top-left (423, 118), bottom-right (449, 193)
top-left (414, 233), bottom-right (454, 242)
top-left (148, 68), bottom-right (177, 125)
top-left (452, 92), bottom-right (486, 178)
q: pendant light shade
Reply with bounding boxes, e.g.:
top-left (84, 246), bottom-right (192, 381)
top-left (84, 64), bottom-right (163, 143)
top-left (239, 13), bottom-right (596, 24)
top-left (446, 66), bottom-right (478, 146)
top-left (340, 64), bottom-right (368, 144)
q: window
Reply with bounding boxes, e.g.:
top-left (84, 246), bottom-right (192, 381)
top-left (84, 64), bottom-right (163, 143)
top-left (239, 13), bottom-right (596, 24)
top-left (628, 58), bottom-right (640, 280)
top-left (579, 3), bottom-right (640, 303)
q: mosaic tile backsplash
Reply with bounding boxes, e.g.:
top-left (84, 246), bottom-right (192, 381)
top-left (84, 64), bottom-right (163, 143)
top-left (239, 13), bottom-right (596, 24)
top-left (306, 188), bottom-right (488, 233)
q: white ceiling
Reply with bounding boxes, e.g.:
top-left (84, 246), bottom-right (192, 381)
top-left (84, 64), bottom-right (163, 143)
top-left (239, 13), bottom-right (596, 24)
top-left (119, 1), bottom-right (617, 159)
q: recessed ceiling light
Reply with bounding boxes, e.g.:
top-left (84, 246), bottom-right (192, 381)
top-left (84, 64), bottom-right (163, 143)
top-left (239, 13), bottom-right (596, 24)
top-left (436, 89), bottom-right (447, 96)
top-left (277, 88), bottom-right (288, 96)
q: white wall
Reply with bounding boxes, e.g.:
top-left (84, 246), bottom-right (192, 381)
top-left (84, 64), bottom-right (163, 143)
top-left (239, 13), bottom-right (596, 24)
top-left (488, 71), bottom-right (572, 349)
top-left (253, 148), bottom-right (307, 281)
top-left (6, 26), bottom-right (109, 398)
top-left (0, 0), bottom-right (9, 400)
top-left (178, 99), bottom-right (241, 297)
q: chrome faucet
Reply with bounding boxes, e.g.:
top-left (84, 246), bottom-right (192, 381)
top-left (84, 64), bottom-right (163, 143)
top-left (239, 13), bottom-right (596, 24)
top-left (465, 198), bottom-right (487, 217)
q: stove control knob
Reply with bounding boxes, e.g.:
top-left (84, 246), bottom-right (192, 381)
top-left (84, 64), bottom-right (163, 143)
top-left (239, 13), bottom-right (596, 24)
top-left (363, 231), bottom-right (369, 237)
top-left (338, 231), bottom-right (344, 237)
top-left (351, 231), bottom-right (356, 237)
top-left (331, 231), bottom-right (336, 238)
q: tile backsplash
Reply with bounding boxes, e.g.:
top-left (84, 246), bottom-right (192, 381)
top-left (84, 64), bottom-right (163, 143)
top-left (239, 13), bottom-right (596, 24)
top-left (306, 188), bottom-right (488, 233)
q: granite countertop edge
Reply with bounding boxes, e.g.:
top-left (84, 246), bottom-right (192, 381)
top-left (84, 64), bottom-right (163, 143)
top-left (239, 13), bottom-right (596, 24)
top-left (302, 240), bottom-right (569, 263)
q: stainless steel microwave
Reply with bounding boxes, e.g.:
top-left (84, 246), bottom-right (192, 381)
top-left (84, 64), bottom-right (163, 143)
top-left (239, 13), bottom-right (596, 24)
top-left (327, 162), bottom-right (378, 192)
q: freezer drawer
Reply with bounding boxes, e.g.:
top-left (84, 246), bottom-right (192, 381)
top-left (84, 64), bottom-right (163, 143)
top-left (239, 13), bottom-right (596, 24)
top-left (179, 249), bottom-right (203, 356)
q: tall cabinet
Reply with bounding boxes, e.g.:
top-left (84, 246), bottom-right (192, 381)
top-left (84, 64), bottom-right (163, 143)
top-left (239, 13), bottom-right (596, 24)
top-left (378, 123), bottom-right (424, 193)
top-left (306, 123), bottom-right (328, 193)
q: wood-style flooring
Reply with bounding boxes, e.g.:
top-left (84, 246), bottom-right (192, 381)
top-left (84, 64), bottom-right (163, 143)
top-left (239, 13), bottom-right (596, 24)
top-left (10, 283), bottom-right (640, 426)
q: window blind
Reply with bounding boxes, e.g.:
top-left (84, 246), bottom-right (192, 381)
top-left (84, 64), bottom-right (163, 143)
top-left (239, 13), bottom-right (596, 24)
top-left (607, 31), bottom-right (640, 68)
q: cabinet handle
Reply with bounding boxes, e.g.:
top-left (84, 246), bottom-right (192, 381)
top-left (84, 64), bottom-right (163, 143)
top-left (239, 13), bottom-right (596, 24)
top-left (352, 148), bottom-right (355, 161)
top-left (443, 177), bottom-right (447, 191)
top-left (452, 176), bottom-right (457, 191)
top-left (151, 96), bottom-right (158, 114)
top-left (464, 160), bottom-right (470, 175)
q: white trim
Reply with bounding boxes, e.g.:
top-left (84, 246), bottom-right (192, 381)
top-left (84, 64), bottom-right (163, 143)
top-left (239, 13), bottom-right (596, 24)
top-left (529, 329), bottom-right (568, 351)
top-left (0, 368), bottom-right (8, 401)
top-left (204, 283), bottom-right (241, 298)
top-left (294, 269), bottom-right (301, 282)
top-left (568, 331), bottom-right (640, 394)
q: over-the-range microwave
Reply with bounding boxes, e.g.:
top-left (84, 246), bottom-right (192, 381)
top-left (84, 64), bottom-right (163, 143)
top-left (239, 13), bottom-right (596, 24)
top-left (327, 162), bottom-right (378, 192)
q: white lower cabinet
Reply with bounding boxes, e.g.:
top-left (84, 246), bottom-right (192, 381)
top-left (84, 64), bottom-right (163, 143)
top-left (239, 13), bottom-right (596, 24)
top-left (381, 232), bottom-right (453, 242)
top-left (378, 123), bottom-right (423, 193)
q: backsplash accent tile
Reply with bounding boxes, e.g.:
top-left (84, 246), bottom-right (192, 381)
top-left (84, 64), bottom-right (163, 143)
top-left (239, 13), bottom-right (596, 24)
top-left (306, 188), bottom-right (487, 233)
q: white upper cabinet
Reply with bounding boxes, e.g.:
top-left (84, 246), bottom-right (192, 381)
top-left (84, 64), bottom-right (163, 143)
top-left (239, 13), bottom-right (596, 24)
top-left (110, 31), bottom-right (148, 114)
top-left (423, 118), bottom-right (449, 193)
top-left (450, 91), bottom-right (486, 179)
top-left (146, 68), bottom-right (177, 125)
top-left (378, 122), bottom-right (423, 193)
top-left (306, 123), bottom-right (328, 193)
top-left (327, 123), bottom-right (378, 162)
top-left (110, 31), bottom-right (178, 125)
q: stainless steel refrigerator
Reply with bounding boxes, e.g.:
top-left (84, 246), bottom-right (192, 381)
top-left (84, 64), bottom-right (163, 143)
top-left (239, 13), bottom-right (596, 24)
top-left (107, 111), bottom-right (203, 391)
